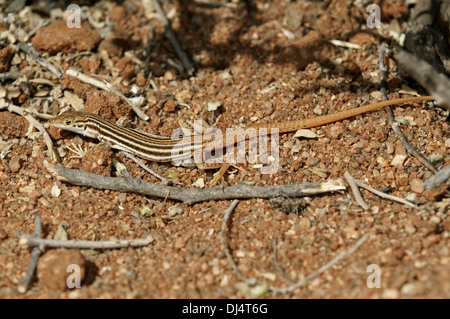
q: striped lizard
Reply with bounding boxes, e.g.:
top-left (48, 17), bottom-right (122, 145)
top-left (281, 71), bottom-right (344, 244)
top-left (48, 96), bottom-right (435, 186)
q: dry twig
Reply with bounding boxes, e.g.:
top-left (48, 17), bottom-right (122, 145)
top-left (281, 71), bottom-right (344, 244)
top-left (118, 151), bottom-right (182, 185)
top-left (65, 68), bottom-right (149, 120)
top-left (17, 214), bottom-right (42, 294)
top-left (144, 25), bottom-right (155, 78)
top-left (150, 0), bottom-right (194, 75)
top-left (220, 200), bottom-right (253, 284)
top-left (273, 237), bottom-right (296, 283)
top-left (0, 99), bottom-right (59, 161)
top-left (272, 233), bottom-right (370, 294)
top-left (44, 161), bottom-right (346, 204)
top-left (379, 44), bottom-right (438, 173)
top-left (423, 165), bottom-right (450, 190)
top-left (220, 200), bottom-right (371, 295)
top-left (344, 171), bottom-right (370, 210)
top-left (394, 47), bottom-right (450, 111)
top-left (18, 42), bottom-right (62, 78)
top-left (349, 175), bottom-right (417, 208)
top-left (0, 71), bottom-right (22, 81)
top-left (18, 237), bottom-right (153, 249)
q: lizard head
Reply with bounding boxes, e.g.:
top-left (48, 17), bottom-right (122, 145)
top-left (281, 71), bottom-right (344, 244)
top-left (48, 111), bottom-right (99, 138)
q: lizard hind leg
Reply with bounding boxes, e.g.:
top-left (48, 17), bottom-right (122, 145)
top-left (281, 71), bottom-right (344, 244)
top-left (178, 116), bottom-right (232, 187)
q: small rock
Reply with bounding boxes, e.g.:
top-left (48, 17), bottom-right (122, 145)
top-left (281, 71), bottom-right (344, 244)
top-left (291, 144), bottom-right (302, 153)
top-left (175, 90), bottom-right (193, 103)
top-left (313, 104), bottom-right (322, 115)
top-left (382, 288), bottom-right (399, 299)
top-left (54, 224), bottom-right (68, 241)
top-left (328, 124), bottom-right (344, 139)
top-left (390, 154), bottom-right (406, 166)
top-left (410, 178), bottom-right (424, 193)
top-left (9, 155), bottom-right (21, 172)
top-left (430, 216), bottom-right (441, 224)
top-left (167, 205), bottom-right (183, 217)
top-left (192, 178), bottom-right (205, 188)
top-left (370, 91), bottom-right (382, 100)
top-left (136, 72), bottom-right (146, 87)
top-left (0, 45), bottom-right (15, 72)
top-left (293, 129), bottom-right (319, 139)
top-left (163, 100), bottom-right (178, 112)
top-left (207, 101), bottom-right (221, 112)
top-left (37, 249), bottom-right (86, 291)
top-left (404, 224), bottom-right (416, 234)
top-left (31, 20), bottom-right (100, 54)
top-left (445, 138), bottom-right (450, 148)
top-left (401, 282), bottom-right (419, 296)
top-left (386, 142), bottom-right (394, 154)
top-left (51, 184), bottom-right (61, 198)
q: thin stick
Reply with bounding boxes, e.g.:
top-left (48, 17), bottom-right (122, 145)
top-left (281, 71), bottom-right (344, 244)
top-left (220, 200), bottom-right (257, 284)
top-left (17, 42), bottom-right (62, 78)
top-left (120, 150), bottom-right (182, 185)
top-left (0, 71), bottom-right (22, 81)
top-left (66, 51), bottom-right (93, 62)
top-left (344, 171), bottom-right (370, 210)
top-left (194, 0), bottom-right (238, 8)
top-left (273, 237), bottom-right (296, 283)
top-left (221, 199), bottom-right (370, 294)
top-left (394, 47), bottom-right (450, 111)
top-left (44, 161), bottom-right (346, 204)
top-left (17, 214), bottom-right (43, 294)
top-left (379, 44), bottom-right (437, 173)
top-left (65, 68), bottom-right (149, 121)
top-left (144, 25), bottom-right (154, 78)
top-left (150, 0), bottom-right (194, 75)
top-left (423, 165), bottom-right (450, 190)
top-left (272, 233), bottom-right (370, 294)
top-left (18, 237), bottom-right (152, 249)
top-left (0, 99), bottom-right (59, 161)
top-left (351, 178), bottom-right (417, 208)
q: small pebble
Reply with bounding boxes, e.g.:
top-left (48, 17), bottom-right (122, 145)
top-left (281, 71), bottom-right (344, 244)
top-left (9, 155), bottom-right (21, 172)
top-left (410, 178), bottom-right (424, 193)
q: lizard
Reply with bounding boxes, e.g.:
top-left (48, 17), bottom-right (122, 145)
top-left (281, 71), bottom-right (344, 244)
top-left (48, 95), bottom-right (435, 186)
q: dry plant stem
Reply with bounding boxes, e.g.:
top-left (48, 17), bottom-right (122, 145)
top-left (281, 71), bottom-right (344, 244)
top-left (0, 71), bottom-right (21, 80)
top-left (144, 25), bottom-right (154, 78)
top-left (18, 42), bottom-right (62, 78)
top-left (0, 99), bottom-right (59, 161)
top-left (272, 233), bottom-right (370, 294)
top-left (150, 0), bottom-right (194, 75)
top-left (221, 200), bottom-right (371, 294)
top-left (423, 165), bottom-right (450, 190)
top-left (344, 172), bottom-right (370, 210)
top-left (65, 68), bottom-right (149, 121)
top-left (19, 237), bottom-right (152, 249)
top-left (17, 214), bottom-right (42, 294)
top-left (120, 151), bottom-right (172, 184)
top-left (351, 178), bottom-right (417, 208)
top-left (220, 200), bottom-right (254, 284)
top-left (28, 109), bottom-right (54, 120)
top-left (394, 47), bottom-right (450, 111)
top-left (194, 0), bottom-right (238, 8)
top-left (379, 45), bottom-right (438, 173)
top-left (45, 162), bottom-right (346, 204)
top-left (273, 237), bottom-right (296, 283)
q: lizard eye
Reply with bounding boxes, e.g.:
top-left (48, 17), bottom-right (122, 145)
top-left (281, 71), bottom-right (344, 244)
top-left (64, 120), bottom-right (72, 125)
